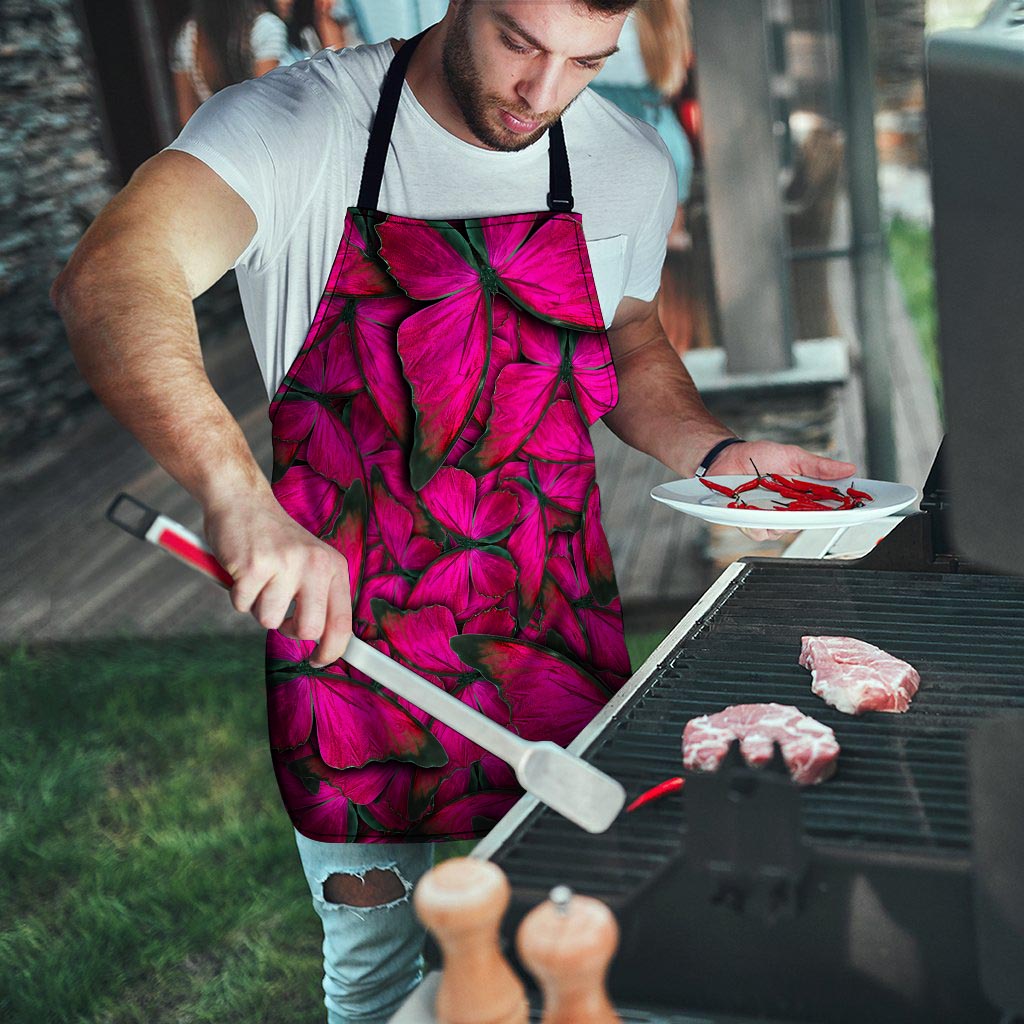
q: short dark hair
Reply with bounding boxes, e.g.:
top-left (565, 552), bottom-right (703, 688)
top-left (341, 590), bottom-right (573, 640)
top-left (579, 0), bottom-right (640, 13)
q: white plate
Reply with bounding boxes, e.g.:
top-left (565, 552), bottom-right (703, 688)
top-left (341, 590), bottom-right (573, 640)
top-left (650, 476), bottom-right (920, 530)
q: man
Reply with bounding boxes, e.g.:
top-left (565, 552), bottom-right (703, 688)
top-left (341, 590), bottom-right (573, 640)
top-left (52, 2), bottom-right (855, 1020)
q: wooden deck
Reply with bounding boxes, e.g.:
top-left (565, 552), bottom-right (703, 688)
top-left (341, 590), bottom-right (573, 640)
top-left (0, 318), bottom-right (706, 644)
top-left (2, 247), bottom-right (940, 645)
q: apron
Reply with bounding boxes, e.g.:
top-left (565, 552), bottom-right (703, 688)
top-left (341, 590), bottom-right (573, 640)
top-left (265, 30), bottom-right (631, 843)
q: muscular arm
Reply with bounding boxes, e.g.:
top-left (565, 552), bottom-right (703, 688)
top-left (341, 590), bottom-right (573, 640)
top-left (52, 150), bottom-right (260, 507)
top-left (603, 295), bottom-right (734, 477)
top-left (603, 293), bottom-right (856, 538)
top-left (51, 151), bottom-right (352, 663)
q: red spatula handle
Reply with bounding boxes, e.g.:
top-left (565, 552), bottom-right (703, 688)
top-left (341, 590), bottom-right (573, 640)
top-left (106, 492), bottom-right (234, 589)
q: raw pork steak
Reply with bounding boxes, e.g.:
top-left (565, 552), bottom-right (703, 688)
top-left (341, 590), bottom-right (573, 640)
top-left (799, 636), bottom-right (920, 716)
top-left (682, 703), bottom-right (840, 786)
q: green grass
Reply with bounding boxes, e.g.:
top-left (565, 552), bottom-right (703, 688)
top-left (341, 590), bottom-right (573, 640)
top-left (1, 628), bottom-right (667, 1022)
top-left (887, 215), bottom-right (942, 406)
top-left (0, 636), bottom-right (322, 1023)
top-left (626, 630), bottom-right (668, 669)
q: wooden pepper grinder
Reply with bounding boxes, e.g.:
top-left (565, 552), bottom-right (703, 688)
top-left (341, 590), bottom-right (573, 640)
top-left (413, 857), bottom-right (528, 1024)
top-left (516, 885), bottom-right (621, 1024)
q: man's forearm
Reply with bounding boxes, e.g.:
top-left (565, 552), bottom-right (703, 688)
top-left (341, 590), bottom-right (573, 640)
top-left (603, 331), bottom-right (735, 478)
top-left (53, 251), bottom-right (271, 513)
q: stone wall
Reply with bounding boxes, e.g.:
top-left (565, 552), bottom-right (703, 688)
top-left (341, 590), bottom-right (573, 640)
top-left (0, 0), bottom-right (116, 461)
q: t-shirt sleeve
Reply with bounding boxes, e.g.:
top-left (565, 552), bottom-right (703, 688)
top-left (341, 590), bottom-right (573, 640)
top-left (165, 66), bottom-right (342, 273)
top-left (251, 12), bottom-right (288, 63)
top-left (623, 129), bottom-right (678, 302)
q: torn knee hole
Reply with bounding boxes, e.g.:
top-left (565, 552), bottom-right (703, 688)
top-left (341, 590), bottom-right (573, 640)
top-left (322, 868), bottom-right (406, 908)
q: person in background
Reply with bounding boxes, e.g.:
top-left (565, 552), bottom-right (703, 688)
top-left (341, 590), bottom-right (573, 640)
top-left (336, 0), bottom-right (449, 46)
top-left (591, 0), bottom-right (693, 244)
top-left (171, 0), bottom-right (289, 127)
top-left (276, 0), bottom-right (350, 63)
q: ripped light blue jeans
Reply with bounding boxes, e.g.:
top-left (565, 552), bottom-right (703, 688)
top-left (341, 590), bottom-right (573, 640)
top-left (294, 829), bottom-right (436, 1024)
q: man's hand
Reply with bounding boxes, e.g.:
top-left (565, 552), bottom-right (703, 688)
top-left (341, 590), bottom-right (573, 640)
top-left (204, 495), bottom-right (352, 668)
top-left (708, 440), bottom-right (857, 542)
top-left (709, 439), bottom-right (855, 481)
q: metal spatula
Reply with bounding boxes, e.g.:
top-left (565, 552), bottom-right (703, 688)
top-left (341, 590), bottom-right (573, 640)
top-left (106, 493), bottom-right (626, 834)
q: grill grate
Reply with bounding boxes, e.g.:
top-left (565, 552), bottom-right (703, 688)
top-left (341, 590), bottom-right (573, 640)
top-left (494, 564), bottom-right (1024, 903)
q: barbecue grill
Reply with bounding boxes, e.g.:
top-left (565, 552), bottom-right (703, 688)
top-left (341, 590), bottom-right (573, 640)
top-left (464, 10), bottom-right (1024, 1022)
top-left (474, 459), bottom-right (1024, 1021)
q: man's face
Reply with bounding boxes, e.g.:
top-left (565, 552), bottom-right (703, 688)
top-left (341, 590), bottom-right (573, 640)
top-left (442, 1), bottom-right (627, 151)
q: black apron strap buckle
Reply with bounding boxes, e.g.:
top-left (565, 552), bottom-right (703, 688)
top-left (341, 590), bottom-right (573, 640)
top-left (546, 118), bottom-right (574, 214)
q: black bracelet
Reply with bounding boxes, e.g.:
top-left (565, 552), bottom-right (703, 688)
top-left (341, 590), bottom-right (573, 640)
top-left (694, 437), bottom-right (745, 478)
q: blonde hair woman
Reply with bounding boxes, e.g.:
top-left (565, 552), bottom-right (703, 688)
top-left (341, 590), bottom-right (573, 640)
top-left (591, 0), bottom-right (694, 203)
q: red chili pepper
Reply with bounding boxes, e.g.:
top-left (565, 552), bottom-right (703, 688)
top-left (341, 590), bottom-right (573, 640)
top-left (625, 776), bottom-right (685, 813)
top-left (772, 473), bottom-right (844, 499)
top-left (698, 477), bottom-right (737, 498)
top-left (779, 498), bottom-right (835, 511)
top-left (847, 486), bottom-right (873, 501)
top-left (734, 478), bottom-right (762, 494)
top-left (768, 473), bottom-right (815, 493)
top-left (759, 478), bottom-right (805, 497)
top-left (762, 479), bottom-right (823, 501)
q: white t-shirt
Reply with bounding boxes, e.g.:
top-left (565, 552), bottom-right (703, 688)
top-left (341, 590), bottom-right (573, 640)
top-left (168, 40), bottom-right (677, 398)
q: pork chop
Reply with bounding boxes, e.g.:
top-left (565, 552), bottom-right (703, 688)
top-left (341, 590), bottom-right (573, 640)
top-left (682, 703), bottom-right (840, 785)
top-left (799, 636), bottom-right (920, 716)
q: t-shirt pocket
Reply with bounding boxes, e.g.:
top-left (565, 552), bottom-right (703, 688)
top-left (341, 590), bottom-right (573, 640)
top-left (584, 234), bottom-right (628, 329)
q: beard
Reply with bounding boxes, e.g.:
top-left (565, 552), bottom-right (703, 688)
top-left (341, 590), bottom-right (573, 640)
top-left (441, 3), bottom-right (561, 152)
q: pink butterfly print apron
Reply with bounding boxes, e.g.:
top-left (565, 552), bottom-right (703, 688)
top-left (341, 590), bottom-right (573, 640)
top-left (265, 30), bottom-right (631, 843)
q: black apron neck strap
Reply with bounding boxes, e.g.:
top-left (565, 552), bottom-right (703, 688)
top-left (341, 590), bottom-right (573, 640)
top-left (357, 29), bottom-right (428, 212)
top-left (357, 30), bottom-right (575, 214)
top-left (546, 119), bottom-right (573, 213)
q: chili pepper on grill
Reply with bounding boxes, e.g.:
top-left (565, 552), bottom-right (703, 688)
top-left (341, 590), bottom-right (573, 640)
top-left (625, 776), bottom-right (685, 813)
top-left (698, 478), bottom-right (738, 498)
